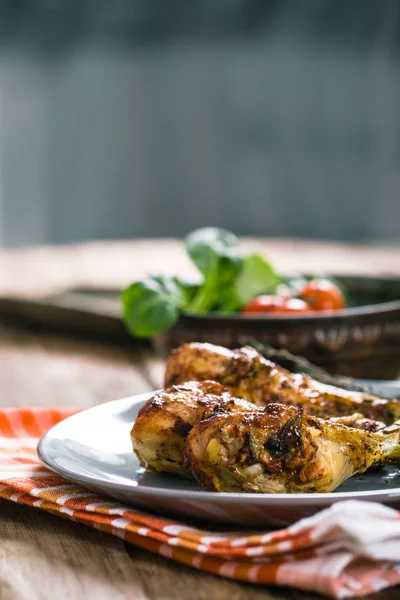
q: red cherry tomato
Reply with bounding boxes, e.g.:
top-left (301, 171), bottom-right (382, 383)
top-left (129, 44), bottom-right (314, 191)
top-left (242, 295), bottom-right (284, 313)
top-left (300, 279), bottom-right (345, 311)
top-left (279, 298), bottom-right (311, 313)
top-left (242, 295), bottom-right (310, 314)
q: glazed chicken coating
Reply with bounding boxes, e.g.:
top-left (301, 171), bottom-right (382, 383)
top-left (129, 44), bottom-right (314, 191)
top-left (165, 343), bottom-right (400, 425)
top-left (131, 380), bottom-right (259, 477)
top-left (132, 383), bottom-right (387, 481)
top-left (186, 403), bottom-right (400, 494)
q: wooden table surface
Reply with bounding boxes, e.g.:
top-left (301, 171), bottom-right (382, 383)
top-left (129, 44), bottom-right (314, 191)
top-left (0, 239), bottom-right (399, 600)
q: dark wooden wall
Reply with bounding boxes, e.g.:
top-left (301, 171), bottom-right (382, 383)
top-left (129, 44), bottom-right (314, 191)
top-left (1, 1), bottom-right (399, 247)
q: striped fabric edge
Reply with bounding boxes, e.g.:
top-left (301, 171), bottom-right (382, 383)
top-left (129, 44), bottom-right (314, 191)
top-left (1, 407), bottom-right (400, 598)
top-left (2, 483), bottom-right (400, 599)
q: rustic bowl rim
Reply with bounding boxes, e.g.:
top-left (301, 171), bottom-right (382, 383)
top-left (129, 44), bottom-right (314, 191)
top-left (181, 274), bottom-right (400, 323)
top-left (182, 300), bottom-right (400, 322)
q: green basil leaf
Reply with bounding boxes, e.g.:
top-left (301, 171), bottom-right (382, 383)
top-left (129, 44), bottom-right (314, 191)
top-left (212, 284), bottom-right (242, 312)
top-left (235, 254), bottom-right (282, 306)
top-left (185, 227), bottom-right (239, 277)
top-left (121, 275), bottom-right (190, 338)
top-left (185, 228), bottom-right (242, 313)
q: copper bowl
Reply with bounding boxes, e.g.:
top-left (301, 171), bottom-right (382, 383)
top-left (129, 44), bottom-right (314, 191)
top-left (153, 275), bottom-right (400, 379)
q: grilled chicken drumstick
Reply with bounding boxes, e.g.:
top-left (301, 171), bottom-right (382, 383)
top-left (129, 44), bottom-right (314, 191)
top-left (165, 343), bottom-right (399, 425)
top-left (131, 381), bottom-right (259, 477)
top-left (186, 403), bottom-right (400, 493)
top-left (131, 382), bottom-right (387, 480)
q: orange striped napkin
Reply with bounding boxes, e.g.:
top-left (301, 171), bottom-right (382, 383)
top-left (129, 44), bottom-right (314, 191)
top-left (1, 407), bottom-right (400, 599)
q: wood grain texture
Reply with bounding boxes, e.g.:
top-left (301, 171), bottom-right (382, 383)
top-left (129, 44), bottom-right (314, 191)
top-left (0, 240), bottom-right (399, 599)
top-left (0, 239), bottom-right (399, 298)
top-left (0, 500), bottom-right (149, 600)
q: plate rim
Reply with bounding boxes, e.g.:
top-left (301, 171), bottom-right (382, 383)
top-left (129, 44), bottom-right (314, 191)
top-left (37, 391), bottom-right (400, 507)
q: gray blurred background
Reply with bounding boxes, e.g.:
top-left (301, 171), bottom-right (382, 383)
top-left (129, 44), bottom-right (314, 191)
top-left (0, 0), bottom-right (399, 248)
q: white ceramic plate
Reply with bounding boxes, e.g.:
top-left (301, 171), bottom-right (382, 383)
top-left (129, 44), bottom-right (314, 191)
top-left (38, 381), bottom-right (400, 527)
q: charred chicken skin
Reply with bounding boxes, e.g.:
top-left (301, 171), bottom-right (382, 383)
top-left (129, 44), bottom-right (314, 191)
top-left (131, 380), bottom-right (259, 477)
top-left (131, 382), bottom-right (387, 481)
top-left (185, 403), bottom-right (400, 493)
top-left (165, 343), bottom-right (399, 425)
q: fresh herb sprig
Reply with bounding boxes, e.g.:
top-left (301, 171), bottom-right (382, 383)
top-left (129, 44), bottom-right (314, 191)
top-left (122, 228), bottom-right (281, 337)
